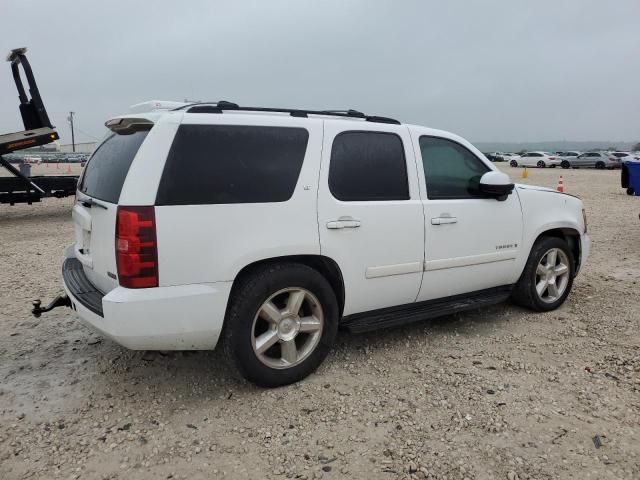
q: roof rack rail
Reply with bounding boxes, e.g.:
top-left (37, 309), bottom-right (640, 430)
top-left (174, 102), bottom-right (401, 125)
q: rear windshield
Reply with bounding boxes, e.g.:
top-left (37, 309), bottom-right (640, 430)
top-left (156, 125), bottom-right (309, 205)
top-left (78, 130), bottom-right (149, 203)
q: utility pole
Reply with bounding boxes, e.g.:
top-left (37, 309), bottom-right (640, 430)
top-left (67, 111), bottom-right (75, 152)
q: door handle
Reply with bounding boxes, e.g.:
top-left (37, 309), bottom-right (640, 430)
top-left (431, 216), bottom-right (458, 225)
top-left (326, 218), bottom-right (361, 229)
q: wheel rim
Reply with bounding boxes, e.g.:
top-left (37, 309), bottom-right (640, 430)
top-left (251, 288), bottom-right (324, 369)
top-left (535, 248), bottom-right (570, 303)
top-left (537, 161), bottom-right (545, 168)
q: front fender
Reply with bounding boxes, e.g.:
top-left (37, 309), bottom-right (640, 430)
top-left (515, 186), bottom-right (586, 276)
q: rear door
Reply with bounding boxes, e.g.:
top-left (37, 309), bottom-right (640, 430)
top-left (317, 122), bottom-right (424, 316)
top-left (73, 127), bottom-right (151, 293)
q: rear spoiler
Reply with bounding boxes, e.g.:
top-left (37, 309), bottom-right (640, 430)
top-left (105, 117), bottom-right (154, 134)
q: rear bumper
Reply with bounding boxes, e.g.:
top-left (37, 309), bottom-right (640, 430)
top-left (62, 250), bottom-right (231, 350)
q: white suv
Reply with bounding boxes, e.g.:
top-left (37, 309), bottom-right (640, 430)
top-left (46, 101), bottom-right (590, 387)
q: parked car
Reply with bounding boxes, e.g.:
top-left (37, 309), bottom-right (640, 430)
top-left (609, 152), bottom-right (636, 164)
top-left (510, 151), bottom-right (561, 168)
top-left (501, 153), bottom-right (521, 163)
top-left (572, 152), bottom-right (620, 169)
top-left (47, 101), bottom-right (590, 387)
top-left (558, 151), bottom-right (581, 169)
top-left (487, 152), bottom-right (506, 162)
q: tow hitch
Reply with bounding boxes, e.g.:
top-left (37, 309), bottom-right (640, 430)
top-left (31, 294), bottom-right (71, 318)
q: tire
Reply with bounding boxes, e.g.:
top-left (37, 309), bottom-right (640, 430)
top-left (510, 160), bottom-right (518, 167)
top-left (627, 188), bottom-right (635, 196)
top-left (223, 262), bottom-right (339, 387)
top-left (537, 160), bottom-right (546, 168)
top-left (511, 236), bottom-right (575, 312)
top-left (561, 161), bottom-right (570, 169)
top-left (595, 161), bottom-right (605, 170)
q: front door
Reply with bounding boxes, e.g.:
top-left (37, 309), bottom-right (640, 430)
top-left (410, 133), bottom-right (523, 302)
top-left (317, 122), bottom-right (424, 316)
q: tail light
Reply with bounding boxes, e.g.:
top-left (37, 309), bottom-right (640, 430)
top-left (116, 206), bottom-right (158, 288)
top-left (549, 156), bottom-right (556, 160)
top-left (609, 157), bottom-right (618, 161)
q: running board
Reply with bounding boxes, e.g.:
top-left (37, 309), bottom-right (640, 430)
top-left (341, 285), bottom-right (513, 333)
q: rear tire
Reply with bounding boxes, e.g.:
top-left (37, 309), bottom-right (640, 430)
top-left (627, 188), bottom-right (635, 196)
top-left (561, 161), bottom-right (570, 169)
top-left (223, 263), bottom-right (338, 387)
top-left (595, 161), bottom-right (605, 170)
top-left (511, 236), bottom-right (575, 312)
top-left (537, 160), bottom-right (546, 168)
top-left (510, 160), bottom-right (518, 167)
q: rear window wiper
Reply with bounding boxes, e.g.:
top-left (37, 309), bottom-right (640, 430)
top-left (79, 197), bottom-right (108, 210)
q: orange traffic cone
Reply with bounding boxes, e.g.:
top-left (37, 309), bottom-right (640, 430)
top-left (556, 176), bottom-right (564, 193)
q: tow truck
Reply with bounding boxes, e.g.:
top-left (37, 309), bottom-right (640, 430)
top-left (0, 48), bottom-right (78, 205)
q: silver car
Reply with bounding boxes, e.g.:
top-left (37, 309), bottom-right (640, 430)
top-left (569, 152), bottom-right (620, 169)
top-left (559, 151), bottom-right (581, 169)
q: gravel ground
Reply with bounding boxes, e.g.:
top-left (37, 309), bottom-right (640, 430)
top-left (1, 165), bottom-right (639, 480)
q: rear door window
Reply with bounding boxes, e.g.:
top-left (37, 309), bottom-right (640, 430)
top-left (328, 131), bottom-right (409, 201)
top-left (156, 125), bottom-right (309, 205)
top-left (78, 130), bottom-right (149, 203)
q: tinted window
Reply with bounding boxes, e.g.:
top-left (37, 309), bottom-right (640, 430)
top-left (419, 136), bottom-right (490, 200)
top-left (156, 125), bottom-right (308, 205)
top-left (329, 131), bottom-right (409, 201)
top-left (531, 153), bottom-right (543, 157)
top-left (79, 130), bottom-right (149, 203)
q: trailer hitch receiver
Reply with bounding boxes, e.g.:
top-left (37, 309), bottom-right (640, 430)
top-left (32, 294), bottom-right (71, 318)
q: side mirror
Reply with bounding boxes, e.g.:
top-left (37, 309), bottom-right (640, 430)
top-left (478, 171), bottom-right (514, 200)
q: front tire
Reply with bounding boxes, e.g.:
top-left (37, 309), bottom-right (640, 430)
top-left (223, 263), bottom-right (338, 387)
top-left (561, 161), bottom-right (570, 169)
top-left (511, 236), bottom-right (574, 312)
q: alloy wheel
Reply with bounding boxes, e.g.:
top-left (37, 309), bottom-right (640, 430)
top-left (251, 288), bottom-right (324, 369)
top-left (535, 248), bottom-right (570, 303)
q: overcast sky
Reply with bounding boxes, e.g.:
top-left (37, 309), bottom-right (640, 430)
top-left (1, 0), bottom-right (639, 145)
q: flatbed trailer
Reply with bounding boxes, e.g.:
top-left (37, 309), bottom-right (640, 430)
top-left (0, 48), bottom-right (78, 205)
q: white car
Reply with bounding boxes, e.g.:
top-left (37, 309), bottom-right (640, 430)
top-left (501, 153), bottom-right (521, 163)
top-left (609, 152), bottom-right (637, 164)
top-left (510, 151), bottom-right (561, 168)
top-left (35, 101), bottom-right (590, 387)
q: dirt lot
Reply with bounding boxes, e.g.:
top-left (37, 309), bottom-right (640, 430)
top-left (1, 165), bottom-right (639, 480)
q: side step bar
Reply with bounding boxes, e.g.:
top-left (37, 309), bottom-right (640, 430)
top-left (341, 285), bottom-right (513, 333)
